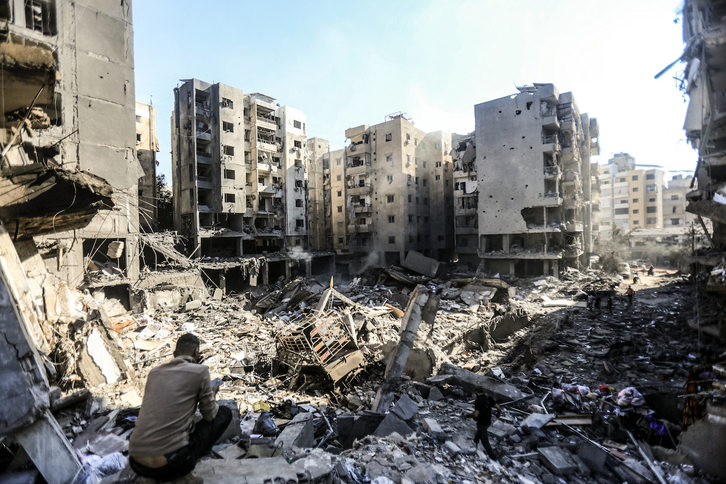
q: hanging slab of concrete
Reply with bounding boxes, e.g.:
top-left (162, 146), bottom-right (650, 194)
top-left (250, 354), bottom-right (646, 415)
top-left (391, 394), bottom-right (418, 422)
top-left (373, 413), bottom-right (414, 437)
top-left (275, 412), bottom-right (314, 452)
top-left (537, 446), bottom-right (578, 475)
top-left (401, 250), bottom-right (445, 278)
top-left (438, 363), bottom-right (524, 402)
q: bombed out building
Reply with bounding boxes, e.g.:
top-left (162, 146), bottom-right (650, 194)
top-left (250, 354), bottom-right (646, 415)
top-left (317, 114), bottom-right (455, 275)
top-left (474, 84), bottom-right (600, 277)
top-left (170, 79), bottom-right (334, 288)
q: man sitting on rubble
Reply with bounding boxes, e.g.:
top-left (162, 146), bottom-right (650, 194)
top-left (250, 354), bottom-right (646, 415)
top-left (129, 333), bottom-right (232, 484)
top-left (463, 385), bottom-right (502, 460)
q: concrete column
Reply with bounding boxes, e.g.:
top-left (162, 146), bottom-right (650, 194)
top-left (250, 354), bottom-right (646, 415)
top-left (509, 260), bottom-right (515, 277)
top-left (543, 260), bottom-right (549, 275)
top-left (552, 260), bottom-right (559, 278)
top-left (220, 271), bottom-right (227, 293)
top-left (305, 259), bottom-right (312, 278)
top-left (262, 264), bottom-right (269, 285)
top-left (284, 260), bottom-right (291, 280)
top-left (237, 238), bottom-right (244, 257)
top-left (502, 234), bottom-right (510, 253)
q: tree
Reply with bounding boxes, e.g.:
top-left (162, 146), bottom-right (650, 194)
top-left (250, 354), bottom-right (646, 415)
top-left (156, 174), bottom-right (173, 231)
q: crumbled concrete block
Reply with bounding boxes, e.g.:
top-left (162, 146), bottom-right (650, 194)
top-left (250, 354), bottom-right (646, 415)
top-left (537, 446), bottom-right (577, 475)
top-left (577, 441), bottom-right (607, 473)
top-left (391, 394), bottom-right (418, 422)
top-left (443, 441), bottom-right (461, 457)
top-left (213, 288), bottom-right (223, 300)
top-left (520, 413), bottom-right (556, 430)
top-left (275, 412), bottom-right (314, 452)
top-left (289, 450), bottom-right (334, 481)
top-left (428, 386), bottom-right (444, 401)
top-left (184, 300), bottom-right (202, 311)
top-left (422, 418), bottom-right (446, 441)
top-left (373, 413), bottom-right (413, 437)
top-left (215, 400), bottom-right (241, 443)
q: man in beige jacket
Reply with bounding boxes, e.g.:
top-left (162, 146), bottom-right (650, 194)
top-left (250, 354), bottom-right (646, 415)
top-left (129, 333), bottom-right (231, 484)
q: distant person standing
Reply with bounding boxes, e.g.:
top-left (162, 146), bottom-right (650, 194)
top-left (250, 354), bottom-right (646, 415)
top-left (627, 286), bottom-right (634, 307)
top-left (463, 386), bottom-right (502, 460)
top-left (648, 265), bottom-right (654, 276)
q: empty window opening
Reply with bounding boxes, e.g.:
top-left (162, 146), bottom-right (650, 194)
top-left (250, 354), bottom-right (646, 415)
top-left (224, 169), bottom-right (235, 179)
top-left (293, 120), bottom-right (302, 129)
top-left (223, 121), bottom-right (234, 132)
top-left (295, 199), bottom-right (303, 207)
top-left (224, 145), bottom-right (235, 156)
top-left (224, 193), bottom-right (236, 203)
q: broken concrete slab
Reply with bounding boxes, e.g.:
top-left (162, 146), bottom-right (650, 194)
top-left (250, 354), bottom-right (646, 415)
top-left (195, 457), bottom-right (298, 484)
top-left (216, 400), bottom-right (242, 444)
top-left (438, 363), bottom-right (524, 402)
top-left (443, 441), bottom-right (461, 457)
top-left (428, 386), bottom-right (444, 402)
top-left (537, 446), bottom-right (577, 475)
top-left (401, 251), bottom-right (446, 278)
top-left (422, 418), bottom-right (446, 441)
top-left (373, 413), bottom-right (414, 437)
top-left (391, 394), bottom-right (418, 422)
top-left (275, 412), bottom-right (315, 452)
top-left (184, 299), bottom-right (202, 311)
top-left (520, 413), bottom-right (556, 430)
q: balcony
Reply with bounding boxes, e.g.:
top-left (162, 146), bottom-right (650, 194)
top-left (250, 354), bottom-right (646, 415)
top-left (197, 179), bottom-right (213, 190)
top-left (542, 116), bottom-right (559, 129)
top-left (347, 163), bottom-right (371, 177)
top-left (256, 116), bottom-right (277, 131)
top-left (560, 119), bottom-right (575, 133)
top-left (252, 96), bottom-right (276, 111)
top-left (195, 103), bottom-right (211, 118)
top-left (196, 130), bottom-right (211, 141)
top-left (544, 166), bottom-right (561, 179)
top-left (456, 226), bottom-right (478, 235)
top-left (354, 204), bottom-right (372, 214)
top-left (348, 183), bottom-right (372, 196)
top-left (257, 138), bottom-right (278, 153)
top-left (346, 143), bottom-right (370, 155)
top-left (455, 207), bottom-right (477, 216)
top-left (565, 222), bottom-right (584, 232)
top-left (197, 154), bottom-right (213, 165)
top-left (348, 223), bottom-right (372, 234)
top-left (257, 161), bottom-right (280, 173)
top-left (561, 145), bottom-right (579, 162)
top-left (538, 194), bottom-right (563, 207)
top-left (562, 198), bottom-right (581, 209)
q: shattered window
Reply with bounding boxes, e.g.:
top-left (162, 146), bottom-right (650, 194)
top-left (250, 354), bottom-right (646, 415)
top-left (296, 219), bottom-right (304, 227)
top-left (295, 199), bottom-right (303, 207)
top-left (387, 155), bottom-right (393, 163)
top-left (221, 98), bottom-right (233, 108)
top-left (224, 193), bottom-right (235, 203)
top-left (224, 169), bottom-right (235, 179)
top-left (385, 133), bottom-right (392, 142)
top-left (294, 120), bottom-right (302, 129)
top-left (646, 174), bottom-right (656, 180)
top-left (388, 236), bottom-right (395, 244)
top-left (223, 121), bottom-right (234, 132)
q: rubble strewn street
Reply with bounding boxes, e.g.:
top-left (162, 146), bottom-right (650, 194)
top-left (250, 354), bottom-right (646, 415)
top-left (14, 263), bottom-right (721, 484)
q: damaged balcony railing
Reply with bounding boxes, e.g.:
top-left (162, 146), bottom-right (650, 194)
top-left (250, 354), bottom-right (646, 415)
top-left (275, 310), bottom-right (364, 384)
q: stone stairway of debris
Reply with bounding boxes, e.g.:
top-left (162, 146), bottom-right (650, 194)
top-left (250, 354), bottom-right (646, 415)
top-left (35, 266), bottom-right (726, 483)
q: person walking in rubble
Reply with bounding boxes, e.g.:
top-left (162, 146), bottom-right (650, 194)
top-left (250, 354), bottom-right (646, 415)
top-left (129, 333), bottom-right (232, 484)
top-left (463, 385), bottom-right (502, 460)
top-left (626, 286), bottom-right (634, 308)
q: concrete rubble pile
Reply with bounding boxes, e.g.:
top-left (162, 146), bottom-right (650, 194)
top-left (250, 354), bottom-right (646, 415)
top-left (2, 256), bottom-right (721, 484)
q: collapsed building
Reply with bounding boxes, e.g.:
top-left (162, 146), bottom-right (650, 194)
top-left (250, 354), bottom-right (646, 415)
top-left (679, 0), bottom-right (726, 341)
top-left (473, 84), bottom-right (600, 277)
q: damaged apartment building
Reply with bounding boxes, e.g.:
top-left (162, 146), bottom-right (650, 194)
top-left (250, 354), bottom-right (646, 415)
top-left (316, 114), bottom-right (455, 274)
top-left (171, 79), bottom-right (334, 287)
top-left (679, 0), bottom-right (726, 341)
top-left (473, 84), bottom-right (600, 277)
top-left (0, 1), bottom-right (141, 284)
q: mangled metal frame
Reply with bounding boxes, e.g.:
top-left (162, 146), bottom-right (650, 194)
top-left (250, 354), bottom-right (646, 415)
top-left (276, 310), bottom-right (363, 383)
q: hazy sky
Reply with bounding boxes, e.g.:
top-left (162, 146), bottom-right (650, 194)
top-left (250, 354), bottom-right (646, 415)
top-left (133, 0), bottom-right (692, 182)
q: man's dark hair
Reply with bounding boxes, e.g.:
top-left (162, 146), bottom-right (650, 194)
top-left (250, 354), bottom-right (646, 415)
top-left (175, 333), bottom-right (200, 355)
